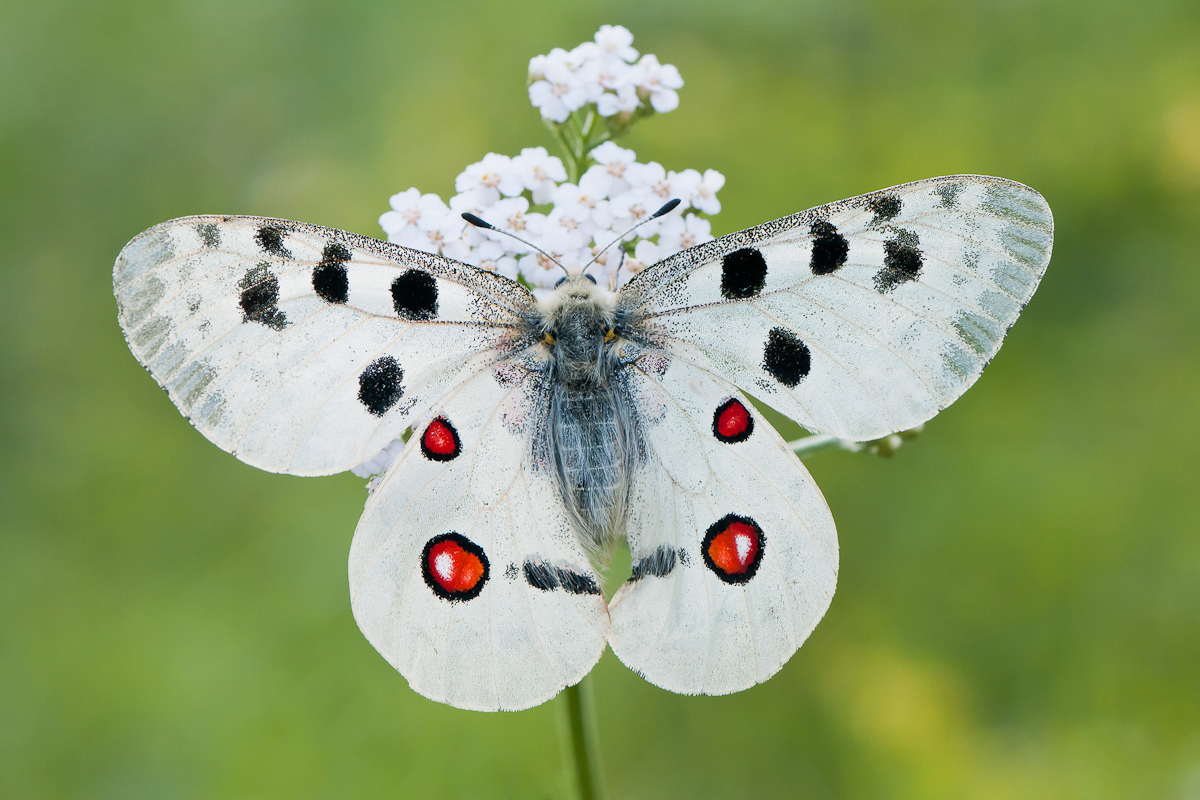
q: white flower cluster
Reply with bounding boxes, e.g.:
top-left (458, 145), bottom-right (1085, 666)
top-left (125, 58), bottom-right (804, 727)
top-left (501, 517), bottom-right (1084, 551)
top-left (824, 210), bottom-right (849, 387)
top-left (379, 141), bottom-right (723, 298)
top-left (527, 24), bottom-right (683, 122)
top-left (364, 26), bottom-right (726, 481)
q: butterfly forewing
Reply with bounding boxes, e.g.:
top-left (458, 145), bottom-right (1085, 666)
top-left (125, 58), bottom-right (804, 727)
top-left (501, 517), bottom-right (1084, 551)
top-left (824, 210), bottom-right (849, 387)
top-left (348, 359), bottom-right (610, 712)
top-left (620, 175), bottom-right (1053, 440)
top-left (608, 354), bottom-right (838, 694)
top-left (114, 216), bottom-right (535, 475)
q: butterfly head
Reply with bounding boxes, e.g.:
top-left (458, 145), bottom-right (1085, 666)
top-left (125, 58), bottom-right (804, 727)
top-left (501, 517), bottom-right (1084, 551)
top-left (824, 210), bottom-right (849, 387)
top-left (537, 273), bottom-right (625, 386)
top-left (555, 272), bottom-right (596, 290)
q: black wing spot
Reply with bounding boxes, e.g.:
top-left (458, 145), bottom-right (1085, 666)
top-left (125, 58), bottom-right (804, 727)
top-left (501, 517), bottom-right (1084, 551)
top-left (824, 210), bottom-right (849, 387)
top-left (629, 546), bottom-right (678, 581)
top-left (313, 241), bottom-right (352, 303)
top-left (312, 263), bottom-right (349, 304)
top-left (875, 230), bottom-right (924, 292)
top-left (238, 264), bottom-right (288, 330)
top-left (323, 241), bottom-right (351, 263)
top-left (391, 270), bottom-right (438, 321)
top-left (255, 225), bottom-right (292, 258)
top-left (720, 247), bottom-right (768, 299)
top-left (523, 558), bottom-right (601, 595)
top-left (196, 223), bottom-right (220, 248)
top-left (763, 327), bottom-right (811, 387)
top-left (809, 220), bottom-right (849, 275)
top-left (357, 356), bottom-right (403, 416)
top-left (558, 569), bottom-right (601, 596)
top-left (868, 194), bottom-right (902, 224)
top-left (524, 560), bottom-right (559, 591)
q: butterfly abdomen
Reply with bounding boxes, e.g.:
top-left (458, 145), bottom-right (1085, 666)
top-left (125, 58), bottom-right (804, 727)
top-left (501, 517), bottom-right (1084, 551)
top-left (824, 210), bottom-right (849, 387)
top-left (548, 384), bottom-right (635, 549)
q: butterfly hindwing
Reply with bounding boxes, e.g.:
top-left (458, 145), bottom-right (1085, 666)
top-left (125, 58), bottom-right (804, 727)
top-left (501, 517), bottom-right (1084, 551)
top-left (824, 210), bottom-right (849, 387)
top-left (607, 351), bottom-right (838, 695)
top-left (620, 175), bottom-right (1053, 440)
top-left (348, 357), bottom-right (610, 711)
top-left (114, 215), bottom-right (535, 476)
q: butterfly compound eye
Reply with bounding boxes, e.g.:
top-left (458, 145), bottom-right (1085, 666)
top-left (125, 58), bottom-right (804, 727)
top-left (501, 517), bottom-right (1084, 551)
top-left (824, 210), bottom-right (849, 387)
top-left (702, 515), bottom-right (765, 584)
top-left (422, 533), bottom-right (489, 601)
top-left (555, 276), bottom-right (567, 288)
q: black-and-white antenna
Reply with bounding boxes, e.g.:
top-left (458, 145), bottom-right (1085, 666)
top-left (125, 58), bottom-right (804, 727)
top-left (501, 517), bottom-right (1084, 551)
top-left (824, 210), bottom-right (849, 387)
top-left (581, 199), bottom-right (680, 275)
top-left (461, 213), bottom-right (568, 276)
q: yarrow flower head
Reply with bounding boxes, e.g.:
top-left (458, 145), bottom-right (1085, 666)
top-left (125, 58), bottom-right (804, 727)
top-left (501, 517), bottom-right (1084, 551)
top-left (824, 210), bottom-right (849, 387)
top-left (373, 24), bottom-right (722, 327)
top-left (525, 25), bottom-right (678, 128)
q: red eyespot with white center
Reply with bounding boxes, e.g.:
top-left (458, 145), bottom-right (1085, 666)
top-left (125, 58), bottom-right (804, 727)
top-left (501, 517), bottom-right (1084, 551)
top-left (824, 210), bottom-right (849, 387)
top-left (712, 398), bottom-right (754, 443)
top-left (702, 514), bottom-right (765, 584)
top-left (421, 532), bottom-right (489, 601)
top-left (420, 416), bottom-right (461, 461)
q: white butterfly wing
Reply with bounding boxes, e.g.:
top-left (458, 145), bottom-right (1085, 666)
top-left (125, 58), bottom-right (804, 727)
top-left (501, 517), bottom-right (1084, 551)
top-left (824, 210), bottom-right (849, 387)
top-left (348, 357), bottom-right (610, 711)
top-left (114, 216), bottom-right (533, 475)
top-left (620, 175), bottom-right (1053, 440)
top-left (607, 350), bottom-right (838, 695)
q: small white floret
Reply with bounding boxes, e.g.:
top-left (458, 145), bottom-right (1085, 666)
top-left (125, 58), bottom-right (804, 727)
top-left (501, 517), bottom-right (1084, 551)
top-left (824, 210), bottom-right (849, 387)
top-left (594, 24), bottom-right (639, 62)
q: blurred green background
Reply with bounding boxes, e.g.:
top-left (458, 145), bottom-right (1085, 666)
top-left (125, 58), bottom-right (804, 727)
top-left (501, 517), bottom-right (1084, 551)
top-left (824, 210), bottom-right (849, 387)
top-left (3, 0), bottom-right (1199, 797)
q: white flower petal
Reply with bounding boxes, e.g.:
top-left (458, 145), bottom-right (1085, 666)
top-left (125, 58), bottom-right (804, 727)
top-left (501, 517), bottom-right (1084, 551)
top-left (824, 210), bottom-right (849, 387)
top-left (387, 187), bottom-right (421, 211)
top-left (590, 141), bottom-right (636, 165)
top-left (532, 181), bottom-right (556, 205)
top-left (702, 168), bottom-right (726, 192)
top-left (594, 24), bottom-right (638, 62)
top-left (649, 87), bottom-right (679, 113)
top-left (634, 239), bottom-right (661, 265)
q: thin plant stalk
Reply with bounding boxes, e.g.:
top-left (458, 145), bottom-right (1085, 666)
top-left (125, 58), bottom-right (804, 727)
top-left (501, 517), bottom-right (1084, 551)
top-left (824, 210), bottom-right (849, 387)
top-left (561, 677), bottom-right (604, 800)
top-left (544, 106), bottom-right (618, 185)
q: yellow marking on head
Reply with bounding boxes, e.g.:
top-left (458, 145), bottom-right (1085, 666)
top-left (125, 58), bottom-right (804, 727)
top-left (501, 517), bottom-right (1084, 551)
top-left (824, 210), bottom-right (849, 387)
top-left (543, 332), bottom-right (556, 345)
top-left (604, 327), bottom-right (616, 343)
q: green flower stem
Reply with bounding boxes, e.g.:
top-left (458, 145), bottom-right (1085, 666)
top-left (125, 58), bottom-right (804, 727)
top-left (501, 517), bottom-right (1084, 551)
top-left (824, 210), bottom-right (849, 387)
top-left (561, 678), bottom-right (604, 800)
top-left (544, 120), bottom-right (576, 183)
top-left (544, 105), bottom-right (616, 185)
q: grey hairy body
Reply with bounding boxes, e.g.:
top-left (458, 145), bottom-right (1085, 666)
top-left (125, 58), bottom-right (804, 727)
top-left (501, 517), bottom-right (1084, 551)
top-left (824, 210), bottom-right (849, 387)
top-left (529, 275), bottom-right (646, 552)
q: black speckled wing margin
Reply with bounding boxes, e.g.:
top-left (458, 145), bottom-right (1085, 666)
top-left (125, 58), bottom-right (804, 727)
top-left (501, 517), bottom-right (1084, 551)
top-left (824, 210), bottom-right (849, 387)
top-left (619, 175), bottom-right (1053, 440)
top-left (113, 215), bottom-right (536, 476)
